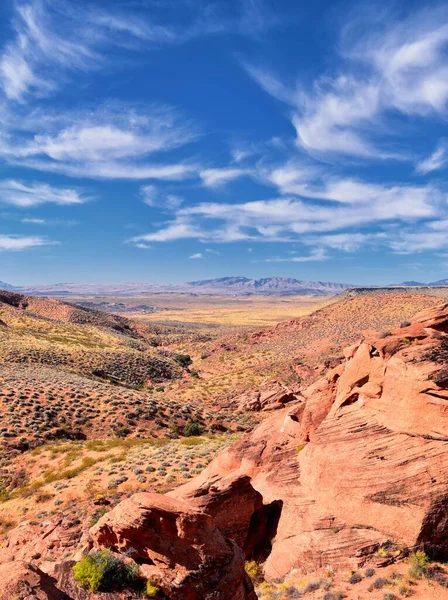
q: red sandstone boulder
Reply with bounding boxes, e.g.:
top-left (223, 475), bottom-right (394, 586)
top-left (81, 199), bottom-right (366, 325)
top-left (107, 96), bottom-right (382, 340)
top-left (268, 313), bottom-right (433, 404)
top-left (236, 381), bottom-right (301, 412)
top-left (0, 561), bottom-right (66, 600)
top-left (90, 492), bottom-right (256, 600)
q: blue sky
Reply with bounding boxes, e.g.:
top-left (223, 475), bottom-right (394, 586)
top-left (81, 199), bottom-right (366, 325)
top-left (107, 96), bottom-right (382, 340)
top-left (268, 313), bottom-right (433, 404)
top-left (1, 0), bottom-right (448, 285)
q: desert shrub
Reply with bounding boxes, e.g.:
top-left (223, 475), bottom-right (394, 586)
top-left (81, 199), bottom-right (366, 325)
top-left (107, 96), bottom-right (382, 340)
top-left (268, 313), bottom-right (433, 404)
top-left (400, 321), bottom-right (411, 328)
top-left (323, 594), bottom-right (344, 600)
top-left (348, 572), bottom-right (362, 584)
top-left (89, 507), bottom-right (108, 526)
top-left (365, 568), bottom-right (375, 577)
top-left (245, 560), bottom-right (263, 584)
top-left (398, 585), bottom-right (413, 597)
top-left (383, 594), bottom-right (397, 600)
top-left (408, 550), bottom-right (429, 579)
top-left (425, 565), bottom-right (448, 587)
top-left (380, 331), bottom-right (392, 339)
top-left (184, 421), bottom-right (202, 437)
top-left (368, 577), bottom-right (389, 591)
top-left (145, 580), bottom-right (160, 597)
top-left (173, 354), bottom-right (192, 368)
top-left (73, 549), bottom-right (138, 592)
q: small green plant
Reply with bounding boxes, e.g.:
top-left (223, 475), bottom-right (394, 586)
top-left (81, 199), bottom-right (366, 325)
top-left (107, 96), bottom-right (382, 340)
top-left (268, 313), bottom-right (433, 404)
top-left (73, 549), bottom-right (138, 592)
top-left (184, 421), bottom-right (202, 437)
top-left (145, 580), bottom-right (160, 597)
top-left (408, 550), bottom-right (429, 579)
top-left (89, 507), bottom-right (108, 527)
top-left (173, 354), bottom-right (192, 368)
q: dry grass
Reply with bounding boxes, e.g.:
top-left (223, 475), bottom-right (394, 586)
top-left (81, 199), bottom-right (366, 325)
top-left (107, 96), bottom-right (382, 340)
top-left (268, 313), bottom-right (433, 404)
top-left (0, 434), bottom-right (238, 533)
top-left (123, 294), bottom-right (333, 328)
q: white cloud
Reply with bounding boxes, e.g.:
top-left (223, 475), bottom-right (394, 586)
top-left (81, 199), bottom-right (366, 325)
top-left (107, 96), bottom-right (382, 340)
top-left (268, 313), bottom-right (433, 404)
top-left (0, 180), bottom-right (87, 207)
top-left (134, 242), bottom-right (152, 249)
top-left (189, 252), bottom-right (203, 259)
top-left (244, 7), bottom-right (448, 160)
top-left (0, 0), bottom-right (98, 101)
top-left (130, 172), bottom-right (442, 247)
top-left (200, 167), bottom-right (251, 188)
top-left (0, 0), bottom-right (276, 103)
top-left (21, 217), bottom-right (46, 224)
top-left (0, 104), bottom-right (200, 181)
top-left (416, 144), bottom-right (447, 174)
top-left (141, 185), bottom-right (183, 209)
top-left (0, 234), bottom-right (53, 250)
top-left (264, 248), bottom-right (327, 262)
top-left (389, 220), bottom-right (448, 253)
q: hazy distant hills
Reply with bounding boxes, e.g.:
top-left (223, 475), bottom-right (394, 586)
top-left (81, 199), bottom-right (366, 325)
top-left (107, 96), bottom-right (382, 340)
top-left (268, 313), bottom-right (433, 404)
top-left (393, 279), bottom-right (448, 286)
top-left (3, 276), bottom-right (448, 296)
top-left (0, 277), bottom-right (353, 296)
top-left (186, 277), bottom-right (353, 295)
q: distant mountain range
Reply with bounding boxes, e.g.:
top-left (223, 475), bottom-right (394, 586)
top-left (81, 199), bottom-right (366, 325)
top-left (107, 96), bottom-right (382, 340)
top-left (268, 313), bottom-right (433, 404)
top-left (393, 279), bottom-right (448, 287)
top-left (3, 276), bottom-right (448, 297)
top-left (0, 277), bottom-right (354, 296)
top-left (186, 277), bottom-right (352, 295)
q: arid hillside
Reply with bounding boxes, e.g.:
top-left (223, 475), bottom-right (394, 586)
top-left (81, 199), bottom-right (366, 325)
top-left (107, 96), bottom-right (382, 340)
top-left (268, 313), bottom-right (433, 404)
top-left (0, 290), bottom-right (252, 454)
top-left (169, 292), bottom-right (444, 410)
top-left (1, 296), bottom-right (448, 599)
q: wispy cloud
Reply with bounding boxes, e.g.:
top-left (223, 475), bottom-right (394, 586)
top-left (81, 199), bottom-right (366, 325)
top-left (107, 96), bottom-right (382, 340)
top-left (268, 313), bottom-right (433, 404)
top-left (243, 6), bottom-right (448, 160)
top-left (416, 143), bottom-right (448, 174)
top-left (0, 180), bottom-right (88, 207)
top-left (0, 103), bottom-right (200, 181)
top-left (21, 217), bottom-right (46, 224)
top-left (200, 167), bottom-right (251, 188)
top-left (130, 171), bottom-right (443, 248)
top-left (264, 248), bottom-right (327, 262)
top-left (0, 0), bottom-right (276, 103)
top-left (189, 252), bottom-right (203, 259)
top-left (141, 184), bottom-right (183, 209)
top-left (0, 233), bottom-right (53, 250)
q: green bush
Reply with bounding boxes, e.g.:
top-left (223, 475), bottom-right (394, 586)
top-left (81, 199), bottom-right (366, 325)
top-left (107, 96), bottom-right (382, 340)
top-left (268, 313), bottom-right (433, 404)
top-left (173, 354), bottom-right (192, 368)
top-left (73, 550), bottom-right (138, 592)
top-left (184, 421), bottom-right (202, 437)
top-left (408, 550), bottom-right (430, 579)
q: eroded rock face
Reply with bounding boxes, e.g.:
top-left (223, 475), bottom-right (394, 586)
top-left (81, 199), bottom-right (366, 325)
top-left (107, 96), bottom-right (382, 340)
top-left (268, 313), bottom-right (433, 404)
top-left (0, 561), bottom-right (67, 600)
top-left (174, 303), bottom-right (448, 579)
top-left (90, 492), bottom-right (257, 600)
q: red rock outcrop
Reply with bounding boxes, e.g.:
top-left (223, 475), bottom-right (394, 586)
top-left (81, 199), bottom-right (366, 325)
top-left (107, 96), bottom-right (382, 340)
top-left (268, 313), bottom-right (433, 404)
top-left (235, 382), bottom-right (301, 412)
top-left (89, 492), bottom-right (257, 600)
top-left (174, 303), bottom-right (448, 579)
top-left (0, 561), bottom-right (67, 600)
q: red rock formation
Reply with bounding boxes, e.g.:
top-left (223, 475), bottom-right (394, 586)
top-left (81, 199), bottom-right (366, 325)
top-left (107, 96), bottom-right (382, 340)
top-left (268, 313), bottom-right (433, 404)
top-left (0, 561), bottom-right (66, 600)
top-left (89, 492), bottom-right (257, 600)
top-left (174, 303), bottom-right (448, 579)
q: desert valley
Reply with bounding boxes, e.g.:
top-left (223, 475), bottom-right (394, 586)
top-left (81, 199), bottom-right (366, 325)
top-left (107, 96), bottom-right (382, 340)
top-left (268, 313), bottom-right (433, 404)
top-left (1, 0), bottom-right (448, 597)
top-left (1, 280), bottom-right (448, 599)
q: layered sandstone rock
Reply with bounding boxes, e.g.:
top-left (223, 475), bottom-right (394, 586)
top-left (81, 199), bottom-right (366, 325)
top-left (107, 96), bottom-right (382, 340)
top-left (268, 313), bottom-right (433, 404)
top-left (174, 303), bottom-right (448, 579)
